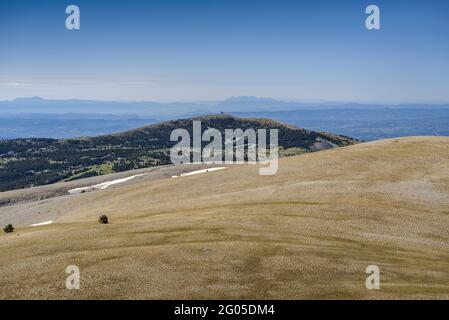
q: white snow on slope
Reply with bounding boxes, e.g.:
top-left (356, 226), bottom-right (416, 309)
top-left (68, 174), bottom-right (147, 195)
top-left (171, 167), bottom-right (226, 178)
top-left (29, 220), bottom-right (53, 227)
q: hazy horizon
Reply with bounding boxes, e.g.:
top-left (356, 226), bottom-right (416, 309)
top-left (2, 95), bottom-right (449, 106)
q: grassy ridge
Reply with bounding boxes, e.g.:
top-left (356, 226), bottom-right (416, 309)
top-left (0, 137), bottom-right (448, 299)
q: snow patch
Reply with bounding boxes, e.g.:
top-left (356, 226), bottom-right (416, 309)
top-left (30, 220), bottom-right (53, 227)
top-left (68, 174), bottom-right (147, 194)
top-left (171, 167), bottom-right (226, 178)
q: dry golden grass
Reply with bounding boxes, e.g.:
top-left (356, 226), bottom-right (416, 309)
top-left (1, 136), bottom-right (448, 299)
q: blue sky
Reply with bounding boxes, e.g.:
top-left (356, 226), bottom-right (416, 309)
top-left (0, 0), bottom-right (448, 103)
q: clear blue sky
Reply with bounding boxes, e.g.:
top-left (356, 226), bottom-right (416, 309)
top-left (0, 0), bottom-right (448, 103)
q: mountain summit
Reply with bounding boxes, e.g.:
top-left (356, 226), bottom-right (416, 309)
top-left (0, 115), bottom-right (357, 191)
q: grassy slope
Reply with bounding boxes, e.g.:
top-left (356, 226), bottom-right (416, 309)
top-left (0, 136), bottom-right (448, 299)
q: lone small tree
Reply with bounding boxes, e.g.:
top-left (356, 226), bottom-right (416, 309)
top-left (3, 224), bottom-right (14, 233)
top-left (98, 215), bottom-right (109, 224)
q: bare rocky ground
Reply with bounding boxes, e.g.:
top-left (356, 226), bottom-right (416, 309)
top-left (0, 137), bottom-right (448, 299)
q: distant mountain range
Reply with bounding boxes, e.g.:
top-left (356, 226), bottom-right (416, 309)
top-left (1, 96), bottom-right (449, 140)
top-left (2, 96), bottom-right (448, 117)
top-left (0, 115), bottom-right (357, 192)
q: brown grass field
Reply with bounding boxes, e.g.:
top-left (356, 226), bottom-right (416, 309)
top-left (1, 136), bottom-right (448, 299)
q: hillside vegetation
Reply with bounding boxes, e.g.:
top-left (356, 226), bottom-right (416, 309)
top-left (0, 115), bottom-right (356, 191)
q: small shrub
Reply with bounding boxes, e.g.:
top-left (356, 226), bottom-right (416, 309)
top-left (3, 224), bottom-right (14, 233)
top-left (98, 215), bottom-right (109, 224)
